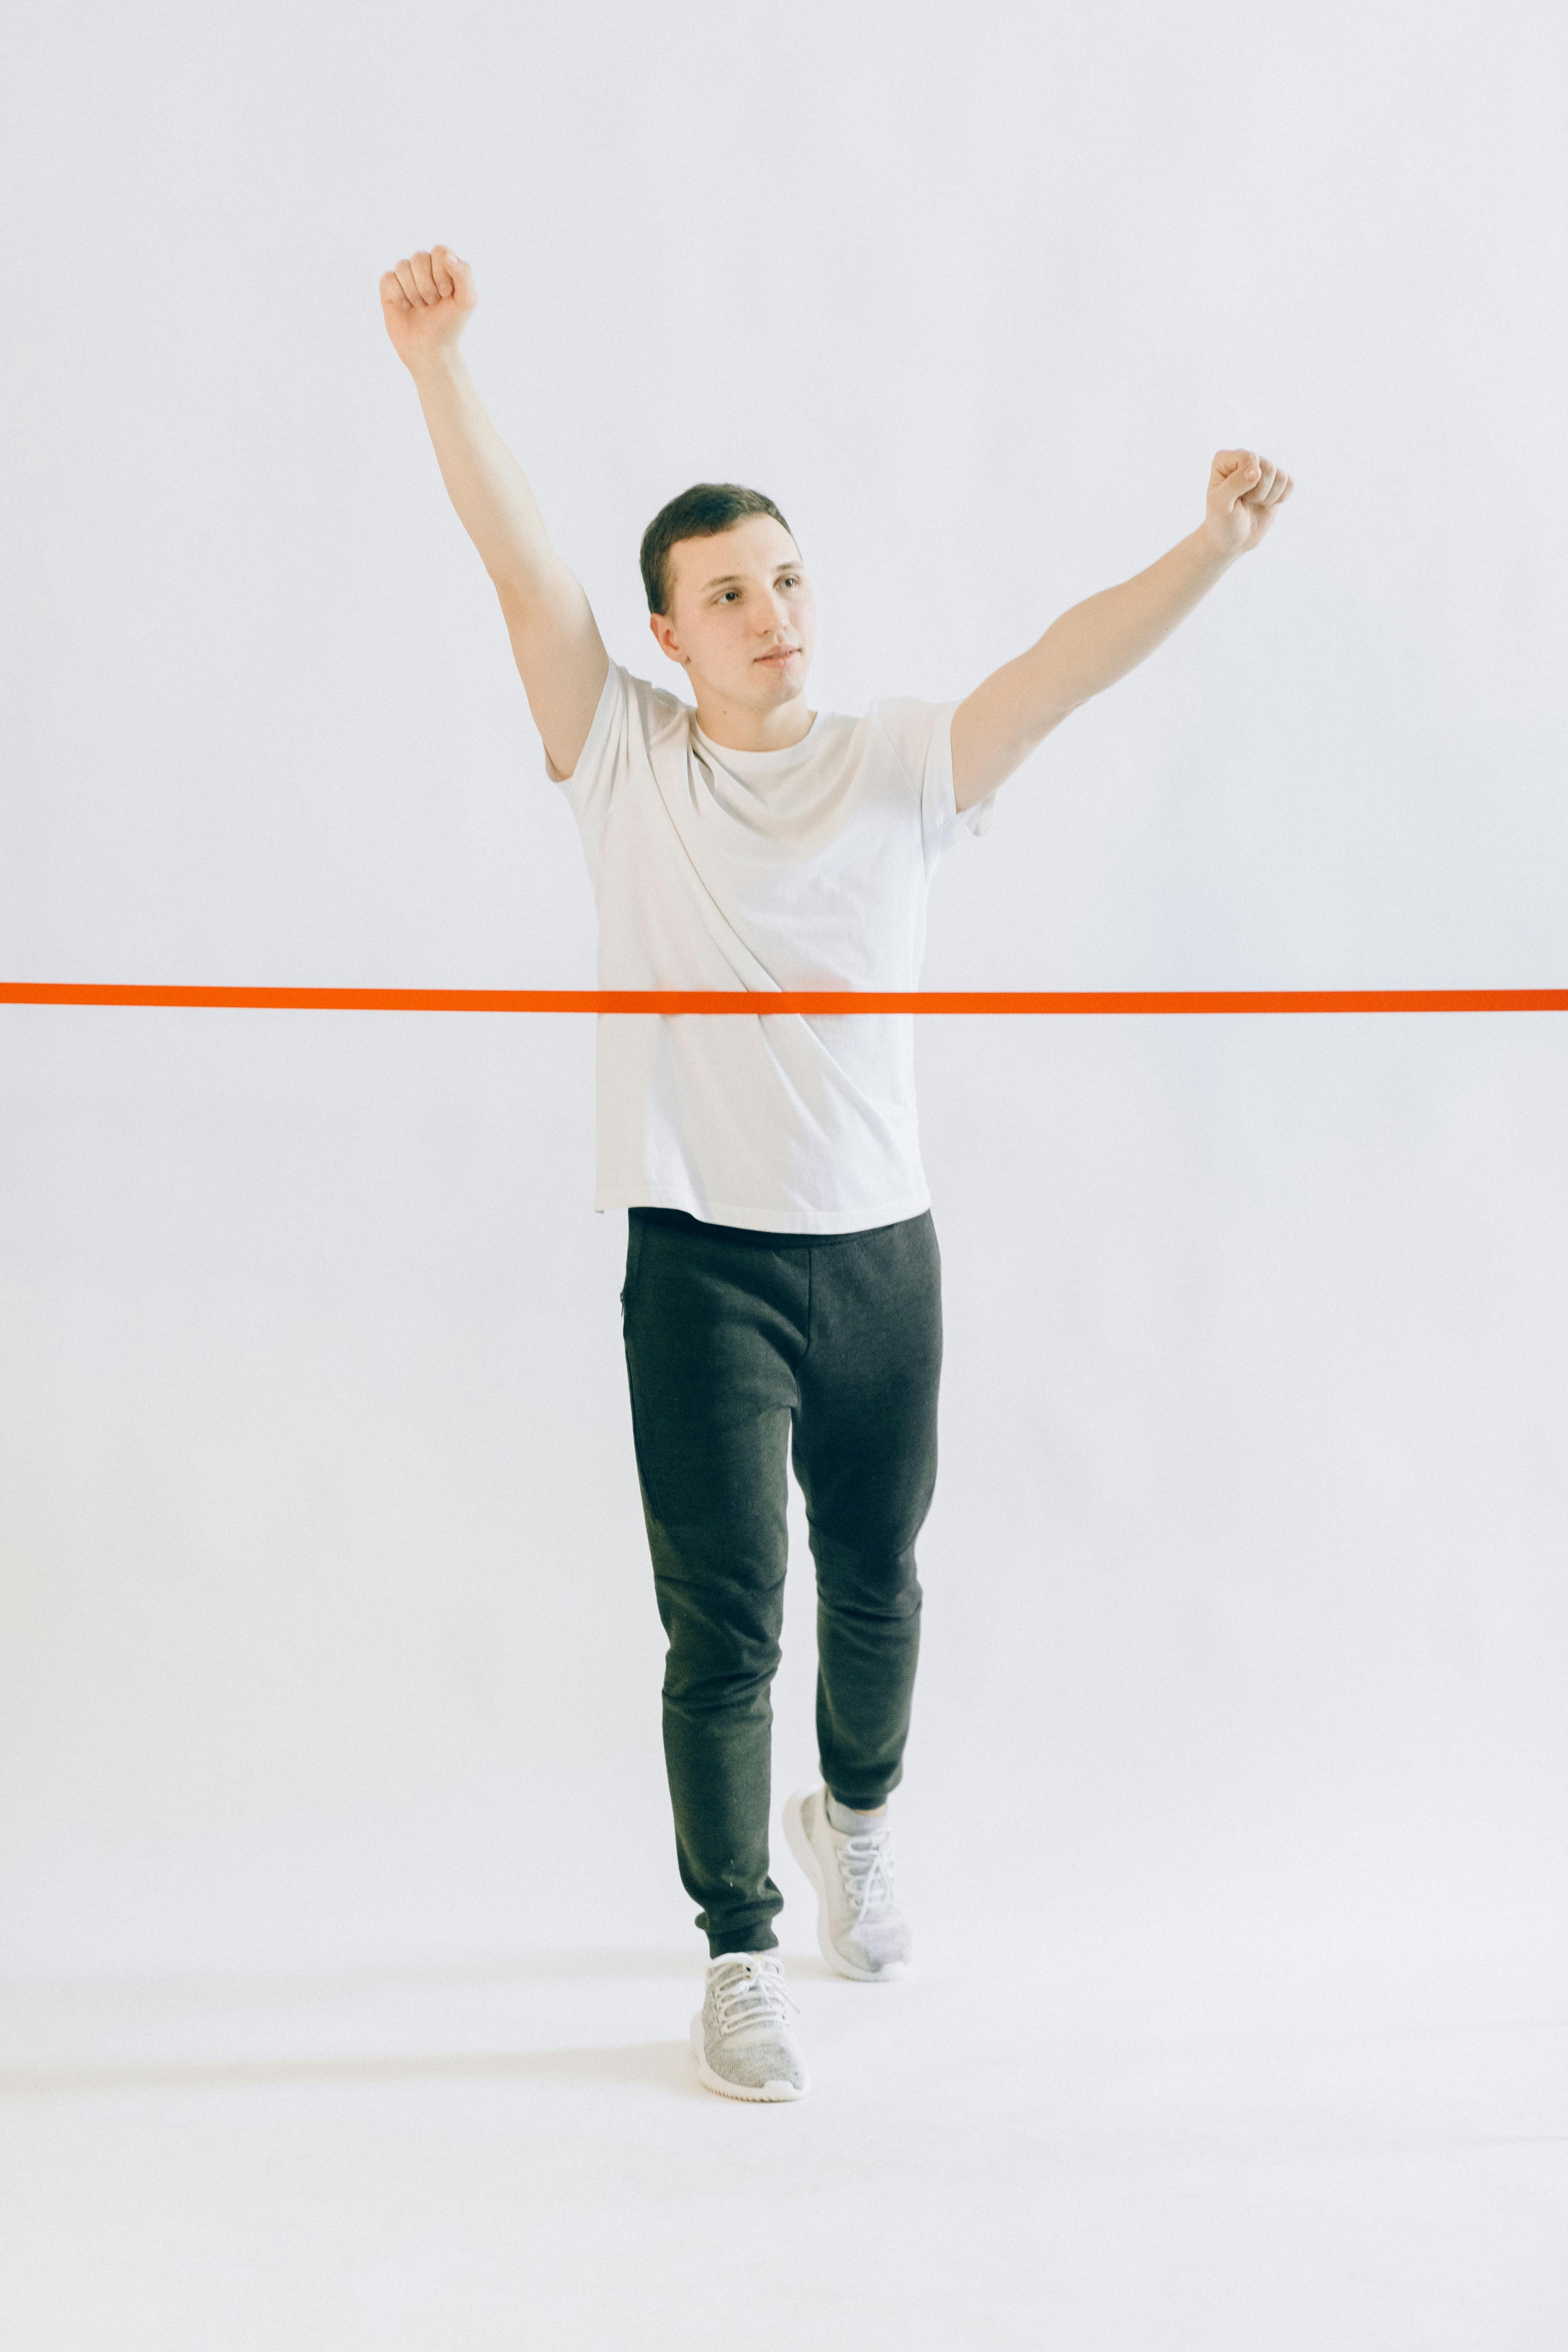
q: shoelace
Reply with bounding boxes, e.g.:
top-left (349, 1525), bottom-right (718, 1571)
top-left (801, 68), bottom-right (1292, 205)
top-left (835, 1827), bottom-right (896, 1930)
top-left (710, 1955), bottom-right (799, 2037)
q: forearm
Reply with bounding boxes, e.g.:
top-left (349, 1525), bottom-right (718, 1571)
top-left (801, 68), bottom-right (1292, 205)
top-left (406, 346), bottom-right (564, 597)
top-left (1030, 527), bottom-right (1239, 717)
top-left (951, 449), bottom-right (1291, 810)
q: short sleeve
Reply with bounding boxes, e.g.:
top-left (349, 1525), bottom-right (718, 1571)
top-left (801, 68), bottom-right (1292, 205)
top-left (874, 697), bottom-right (999, 870)
top-left (544, 657), bottom-right (628, 834)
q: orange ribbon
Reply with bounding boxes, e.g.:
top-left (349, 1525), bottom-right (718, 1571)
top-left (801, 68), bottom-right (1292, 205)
top-left (2, 985), bottom-right (1564, 1015)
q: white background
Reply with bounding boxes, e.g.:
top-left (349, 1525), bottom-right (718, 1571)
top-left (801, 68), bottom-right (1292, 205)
top-left (2, 2), bottom-right (1566, 2341)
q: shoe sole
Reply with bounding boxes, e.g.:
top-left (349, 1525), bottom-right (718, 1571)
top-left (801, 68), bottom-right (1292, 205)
top-left (782, 1788), bottom-right (909, 1985)
top-left (689, 2012), bottom-right (808, 2101)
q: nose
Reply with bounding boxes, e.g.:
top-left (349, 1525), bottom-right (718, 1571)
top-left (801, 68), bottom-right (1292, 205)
top-left (754, 586), bottom-right (792, 637)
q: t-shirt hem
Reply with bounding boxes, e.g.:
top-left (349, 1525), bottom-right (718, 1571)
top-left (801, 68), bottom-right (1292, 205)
top-left (595, 1185), bottom-right (933, 1235)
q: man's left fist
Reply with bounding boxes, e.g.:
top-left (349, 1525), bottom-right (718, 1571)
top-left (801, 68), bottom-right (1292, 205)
top-left (1204, 449), bottom-right (1294, 556)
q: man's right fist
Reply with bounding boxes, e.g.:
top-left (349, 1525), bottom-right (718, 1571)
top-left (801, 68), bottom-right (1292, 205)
top-left (379, 245), bottom-right (476, 369)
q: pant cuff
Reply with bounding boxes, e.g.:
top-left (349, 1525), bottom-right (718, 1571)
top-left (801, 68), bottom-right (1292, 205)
top-left (706, 1929), bottom-right (779, 1959)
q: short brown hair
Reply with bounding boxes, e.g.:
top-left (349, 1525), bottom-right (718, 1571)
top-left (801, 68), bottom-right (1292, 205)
top-left (639, 482), bottom-right (795, 616)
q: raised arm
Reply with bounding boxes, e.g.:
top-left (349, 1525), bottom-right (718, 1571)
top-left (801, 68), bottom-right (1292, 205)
top-left (950, 450), bottom-right (1294, 812)
top-left (378, 245), bottom-right (609, 778)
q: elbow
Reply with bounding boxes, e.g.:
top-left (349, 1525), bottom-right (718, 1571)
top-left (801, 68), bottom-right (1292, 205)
top-left (1015, 703), bottom-right (1075, 761)
top-left (489, 552), bottom-right (568, 615)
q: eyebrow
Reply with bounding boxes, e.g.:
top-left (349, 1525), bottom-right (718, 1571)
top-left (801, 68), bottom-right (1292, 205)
top-left (700, 564), bottom-right (801, 590)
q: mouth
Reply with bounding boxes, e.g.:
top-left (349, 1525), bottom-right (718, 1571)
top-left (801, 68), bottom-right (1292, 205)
top-left (754, 647), bottom-right (801, 666)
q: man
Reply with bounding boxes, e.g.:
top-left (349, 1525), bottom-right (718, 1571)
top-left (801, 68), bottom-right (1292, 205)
top-left (380, 241), bottom-right (1293, 2103)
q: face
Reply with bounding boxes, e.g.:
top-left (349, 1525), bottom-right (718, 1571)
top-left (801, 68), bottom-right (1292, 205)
top-left (649, 514), bottom-right (816, 714)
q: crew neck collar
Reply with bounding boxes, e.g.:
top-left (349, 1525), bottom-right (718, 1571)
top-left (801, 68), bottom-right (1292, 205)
top-left (693, 708), bottom-right (822, 764)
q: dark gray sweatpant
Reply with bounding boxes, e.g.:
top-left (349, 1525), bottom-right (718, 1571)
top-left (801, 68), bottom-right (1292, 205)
top-left (620, 1205), bottom-right (943, 1956)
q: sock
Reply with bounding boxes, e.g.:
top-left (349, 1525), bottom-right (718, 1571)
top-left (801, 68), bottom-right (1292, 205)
top-left (826, 1793), bottom-right (888, 1835)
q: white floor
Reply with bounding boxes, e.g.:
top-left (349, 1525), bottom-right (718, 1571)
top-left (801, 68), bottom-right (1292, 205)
top-left (3, 1925), bottom-right (1565, 2351)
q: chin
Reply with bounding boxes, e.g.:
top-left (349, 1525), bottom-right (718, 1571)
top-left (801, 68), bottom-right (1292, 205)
top-left (751, 660), bottom-right (809, 703)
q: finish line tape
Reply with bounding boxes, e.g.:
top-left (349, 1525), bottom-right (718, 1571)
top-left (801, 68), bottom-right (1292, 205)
top-left (3, 986), bottom-right (1566, 1015)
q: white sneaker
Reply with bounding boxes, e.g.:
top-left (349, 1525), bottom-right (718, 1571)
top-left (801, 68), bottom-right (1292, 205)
top-left (783, 1785), bottom-right (911, 1982)
top-left (689, 1953), bottom-right (810, 2102)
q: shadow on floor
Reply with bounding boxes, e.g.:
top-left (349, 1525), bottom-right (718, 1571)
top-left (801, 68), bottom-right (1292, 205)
top-left (0, 1948), bottom-right (846, 2104)
top-left (378, 1947), bottom-right (840, 1986)
top-left (0, 2038), bottom-right (708, 2102)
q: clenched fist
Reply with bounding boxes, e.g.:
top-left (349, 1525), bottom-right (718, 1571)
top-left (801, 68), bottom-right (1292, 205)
top-left (379, 245), bottom-right (476, 371)
top-left (1202, 449), bottom-right (1294, 557)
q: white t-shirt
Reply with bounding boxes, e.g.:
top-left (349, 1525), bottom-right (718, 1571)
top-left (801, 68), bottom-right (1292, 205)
top-left (546, 659), bottom-right (997, 1233)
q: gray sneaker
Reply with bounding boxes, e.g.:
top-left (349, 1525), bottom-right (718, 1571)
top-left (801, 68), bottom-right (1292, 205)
top-left (783, 1785), bottom-right (911, 1982)
top-left (689, 1953), bottom-right (810, 2102)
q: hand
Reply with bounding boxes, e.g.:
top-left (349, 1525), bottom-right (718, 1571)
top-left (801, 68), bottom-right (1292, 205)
top-left (378, 245), bottom-right (476, 371)
top-left (1202, 448), bottom-right (1294, 557)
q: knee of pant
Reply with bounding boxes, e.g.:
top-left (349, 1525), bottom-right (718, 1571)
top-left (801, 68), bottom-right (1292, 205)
top-left (816, 1551), bottom-right (923, 1622)
top-left (662, 1650), bottom-right (782, 1713)
top-left (807, 1499), bottom-right (932, 1572)
top-left (658, 1601), bottom-right (784, 1706)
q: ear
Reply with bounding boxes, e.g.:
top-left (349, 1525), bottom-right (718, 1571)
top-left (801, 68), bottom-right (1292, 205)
top-left (648, 611), bottom-right (688, 667)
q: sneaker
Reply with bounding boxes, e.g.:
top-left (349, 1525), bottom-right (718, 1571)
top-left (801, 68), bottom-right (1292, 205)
top-left (689, 1953), bottom-right (810, 2102)
top-left (783, 1784), bottom-right (911, 1982)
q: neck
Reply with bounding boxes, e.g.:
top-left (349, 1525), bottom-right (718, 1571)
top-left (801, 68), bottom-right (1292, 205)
top-left (692, 683), bottom-right (816, 753)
